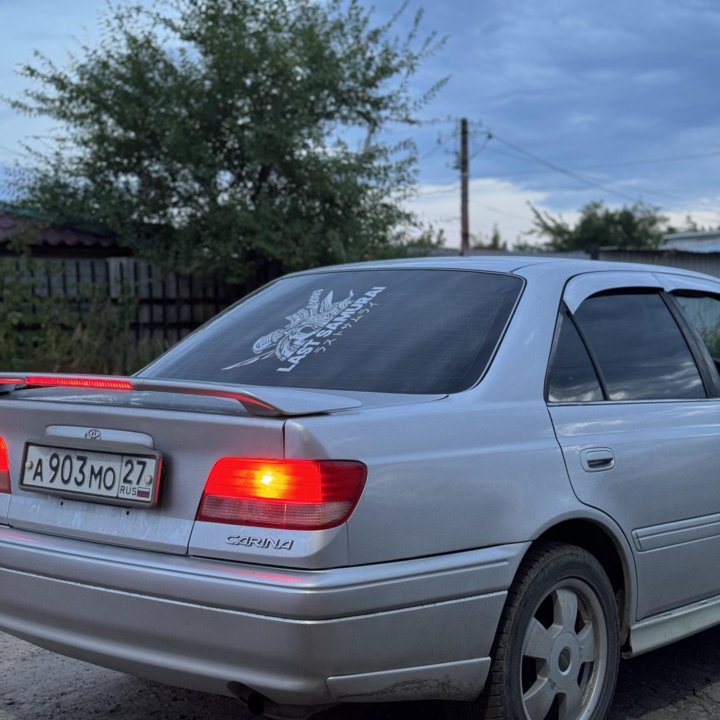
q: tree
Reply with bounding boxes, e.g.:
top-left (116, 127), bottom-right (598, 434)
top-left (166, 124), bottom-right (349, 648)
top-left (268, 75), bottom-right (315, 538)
top-left (8, 0), bottom-right (444, 283)
top-left (530, 201), bottom-right (671, 252)
top-left (472, 224), bottom-right (507, 251)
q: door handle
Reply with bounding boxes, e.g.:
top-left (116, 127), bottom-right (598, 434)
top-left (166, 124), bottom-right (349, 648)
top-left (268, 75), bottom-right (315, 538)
top-left (580, 448), bottom-right (615, 472)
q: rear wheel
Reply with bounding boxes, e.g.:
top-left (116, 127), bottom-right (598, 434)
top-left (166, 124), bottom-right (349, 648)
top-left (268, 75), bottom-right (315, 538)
top-left (449, 542), bottom-right (620, 720)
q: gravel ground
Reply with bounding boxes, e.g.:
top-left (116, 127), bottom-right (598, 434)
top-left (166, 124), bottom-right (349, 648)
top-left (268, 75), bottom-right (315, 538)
top-left (2, 625), bottom-right (720, 720)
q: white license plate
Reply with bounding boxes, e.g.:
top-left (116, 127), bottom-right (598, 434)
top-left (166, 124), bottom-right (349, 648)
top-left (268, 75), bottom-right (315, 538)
top-left (21, 444), bottom-right (160, 506)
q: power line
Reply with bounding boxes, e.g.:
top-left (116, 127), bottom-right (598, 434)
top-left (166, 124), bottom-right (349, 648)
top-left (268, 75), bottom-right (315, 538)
top-left (419, 130), bottom-right (457, 162)
top-left (483, 133), bottom-right (720, 207)
top-left (414, 184), bottom-right (460, 197)
top-left (417, 123), bottom-right (720, 234)
top-left (415, 115), bottom-right (458, 127)
top-left (474, 202), bottom-right (530, 222)
top-left (419, 142), bottom-right (445, 161)
top-left (480, 148), bottom-right (720, 178)
top-left (0, 144), bottom-right (26, 159)
top-left (488, 132), bottom-right (642, 204)
top-left (469, 132), bottom-right (491, 160)
top-left (413, 189), bottom-right (532, 223)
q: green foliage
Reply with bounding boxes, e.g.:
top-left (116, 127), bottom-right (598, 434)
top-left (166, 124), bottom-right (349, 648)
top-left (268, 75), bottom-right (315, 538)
top-left (9, 0), bottom-right (445, 283)
top-left (473, 224), bottom-right (507, 251)
top-left (0, 255), bottom-right (154, 374)
top-left (701, 329), bottom-right (720, 361)
top-left (530, 201), bottom-right (671, 252)
top-left (674, 295), bottom-right (720, 361)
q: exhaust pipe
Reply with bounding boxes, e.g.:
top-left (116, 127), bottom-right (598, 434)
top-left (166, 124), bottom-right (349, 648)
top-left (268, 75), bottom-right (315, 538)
top-left (246, 692), bottom-right (265, 716)
top-left (228, 683), bottom-right (335, 719)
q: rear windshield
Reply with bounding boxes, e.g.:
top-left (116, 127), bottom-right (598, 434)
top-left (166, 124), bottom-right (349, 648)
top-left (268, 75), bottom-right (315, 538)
top-left (141, 268), bottom-right (523, 394)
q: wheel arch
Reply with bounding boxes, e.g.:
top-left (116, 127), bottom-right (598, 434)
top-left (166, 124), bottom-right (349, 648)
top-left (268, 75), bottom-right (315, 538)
top-left (531, 516), bottom-right (636, 647)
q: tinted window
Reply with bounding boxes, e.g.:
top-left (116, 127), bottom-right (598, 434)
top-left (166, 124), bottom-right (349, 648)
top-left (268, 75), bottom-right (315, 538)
top-left (574, 292), bottom-right (705, 401)
top-left (674, 293), bottom-right (720, 371)
top-left (547, 312), bottom-right (603, 402)
top-left (141, 269), bottom-right (523, 394)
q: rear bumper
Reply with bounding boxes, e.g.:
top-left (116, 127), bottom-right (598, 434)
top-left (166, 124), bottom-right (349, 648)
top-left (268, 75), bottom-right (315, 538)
top-left (0, 525), bottom-right (528, 705)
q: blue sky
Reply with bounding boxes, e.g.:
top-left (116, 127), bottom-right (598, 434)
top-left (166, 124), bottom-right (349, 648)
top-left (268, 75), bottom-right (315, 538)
top-left (2, 0), bottom-right (719, 247)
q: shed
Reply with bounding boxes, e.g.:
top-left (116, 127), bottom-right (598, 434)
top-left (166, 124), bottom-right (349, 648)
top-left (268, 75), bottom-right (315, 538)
top-left (0, 205), bottom-right (130, 258)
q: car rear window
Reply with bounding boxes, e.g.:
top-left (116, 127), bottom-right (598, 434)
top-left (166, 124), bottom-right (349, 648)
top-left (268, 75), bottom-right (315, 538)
top-left (141, 268), bottom-right (523, 394)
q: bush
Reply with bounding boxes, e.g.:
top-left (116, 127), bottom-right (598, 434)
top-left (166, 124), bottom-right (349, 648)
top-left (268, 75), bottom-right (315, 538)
top-left (0, 256), bottom-right (158, 374)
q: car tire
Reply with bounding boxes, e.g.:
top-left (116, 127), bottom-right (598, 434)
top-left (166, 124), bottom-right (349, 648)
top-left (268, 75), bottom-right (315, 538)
top-left (446, 541), bottom-right (620, 720)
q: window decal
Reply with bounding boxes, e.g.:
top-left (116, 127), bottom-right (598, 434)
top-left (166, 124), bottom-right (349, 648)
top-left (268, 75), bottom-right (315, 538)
top-left (223, 286), bottom-right (386, 373)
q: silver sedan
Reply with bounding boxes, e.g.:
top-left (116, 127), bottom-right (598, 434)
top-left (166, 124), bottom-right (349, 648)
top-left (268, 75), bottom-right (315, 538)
top-left (2, 256), bottom-right (720, 720)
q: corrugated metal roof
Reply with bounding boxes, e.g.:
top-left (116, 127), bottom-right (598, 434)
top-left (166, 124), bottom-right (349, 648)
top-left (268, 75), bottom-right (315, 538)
top-left (663, 241), bottom-right (720, 254)
top-left (0, 207), bottom-right (119, 251)
top-left (662, 230), bottom-right (720, 254)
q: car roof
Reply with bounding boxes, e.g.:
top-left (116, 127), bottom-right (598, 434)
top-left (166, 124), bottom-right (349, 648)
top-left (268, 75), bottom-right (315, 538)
top-left (290, 255), bottom-right (719, 283)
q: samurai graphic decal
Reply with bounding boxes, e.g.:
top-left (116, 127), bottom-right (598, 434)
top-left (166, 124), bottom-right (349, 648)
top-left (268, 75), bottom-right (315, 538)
top-left (223, 286), bottom-right (386, 373)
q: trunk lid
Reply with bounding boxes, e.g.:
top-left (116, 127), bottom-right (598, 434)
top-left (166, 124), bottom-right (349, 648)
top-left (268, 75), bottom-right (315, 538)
top-left (0, 391), bottom-right (285, 554)
top-left (0, 381), bottom-right (443, 567)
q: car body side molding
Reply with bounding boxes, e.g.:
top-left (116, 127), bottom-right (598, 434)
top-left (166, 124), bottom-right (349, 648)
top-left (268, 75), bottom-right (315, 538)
top-left (629, 592), bottom-right (720, 657)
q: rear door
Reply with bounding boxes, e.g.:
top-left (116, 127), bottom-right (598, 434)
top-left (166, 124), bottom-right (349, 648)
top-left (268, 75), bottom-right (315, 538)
top-left (547, 272), bottom-right (720, 620)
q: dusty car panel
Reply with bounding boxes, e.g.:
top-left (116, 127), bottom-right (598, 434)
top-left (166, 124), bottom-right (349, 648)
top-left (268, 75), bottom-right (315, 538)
top-left (3, 400), bottom-right (285, 554)
top-left (549, 269), bottom-right (720, 623)
top-left (284, 400), bottom-right (576, 565)
top-left (551, 400), bottom-right (720, 618)
top-left (3, 256), bottom-right (720, 720)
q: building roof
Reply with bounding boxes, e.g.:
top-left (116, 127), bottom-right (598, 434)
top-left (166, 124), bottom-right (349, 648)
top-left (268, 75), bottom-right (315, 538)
top-left (0, 205), bottom-right (127, 257)
top-left (662, 230), bottom-right (720, 254)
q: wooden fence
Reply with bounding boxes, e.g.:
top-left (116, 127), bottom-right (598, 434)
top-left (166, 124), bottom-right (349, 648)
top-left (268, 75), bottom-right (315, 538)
top-left (22, 256), bottom-right (240, 347)
top-left (22, 248), bottom-right (720, 353)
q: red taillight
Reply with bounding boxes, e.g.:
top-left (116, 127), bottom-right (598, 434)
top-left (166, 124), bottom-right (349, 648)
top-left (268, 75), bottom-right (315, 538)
top-left (25, 375), bottom-right (134, 391)
top-left (198, 459), bottom-right (367, 530)
top-left (0, 435), bottom-right (10, 494)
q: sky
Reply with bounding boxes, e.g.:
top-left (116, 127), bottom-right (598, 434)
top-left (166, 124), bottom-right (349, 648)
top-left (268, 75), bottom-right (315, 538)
top-left (1, 0), bottom-right (719, 248)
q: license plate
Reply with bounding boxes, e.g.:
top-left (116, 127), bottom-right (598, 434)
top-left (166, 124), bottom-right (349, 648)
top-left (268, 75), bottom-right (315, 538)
top-left (21, 443), bottom-right (161, 506)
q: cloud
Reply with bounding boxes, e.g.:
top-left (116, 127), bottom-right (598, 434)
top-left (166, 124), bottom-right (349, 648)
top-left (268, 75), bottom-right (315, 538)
top-left (406, 178), bottom-right (557, 248)
top-left (2, 0), bottom-right (719, 238)
top-left (404, 0), bottom-right (720, 209)
top-left (407, 177), bottom-right (720, 249)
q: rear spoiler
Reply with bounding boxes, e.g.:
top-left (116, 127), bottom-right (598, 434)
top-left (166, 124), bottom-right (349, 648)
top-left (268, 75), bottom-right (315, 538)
top-left (0, 373), bottom-right (362, 418)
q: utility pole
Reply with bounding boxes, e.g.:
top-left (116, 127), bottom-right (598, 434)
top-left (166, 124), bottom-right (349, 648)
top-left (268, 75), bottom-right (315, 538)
top-left (459, 118), bottom-right (470, 256)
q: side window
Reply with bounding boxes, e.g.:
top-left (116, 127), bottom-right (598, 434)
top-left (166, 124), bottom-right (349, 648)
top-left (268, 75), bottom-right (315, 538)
top-left (547, 312), bottom-right (603, 402)
top-left (673, 293), bottom-right (720, 378)
top-left (575, 292), bottom-right (705, 401)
